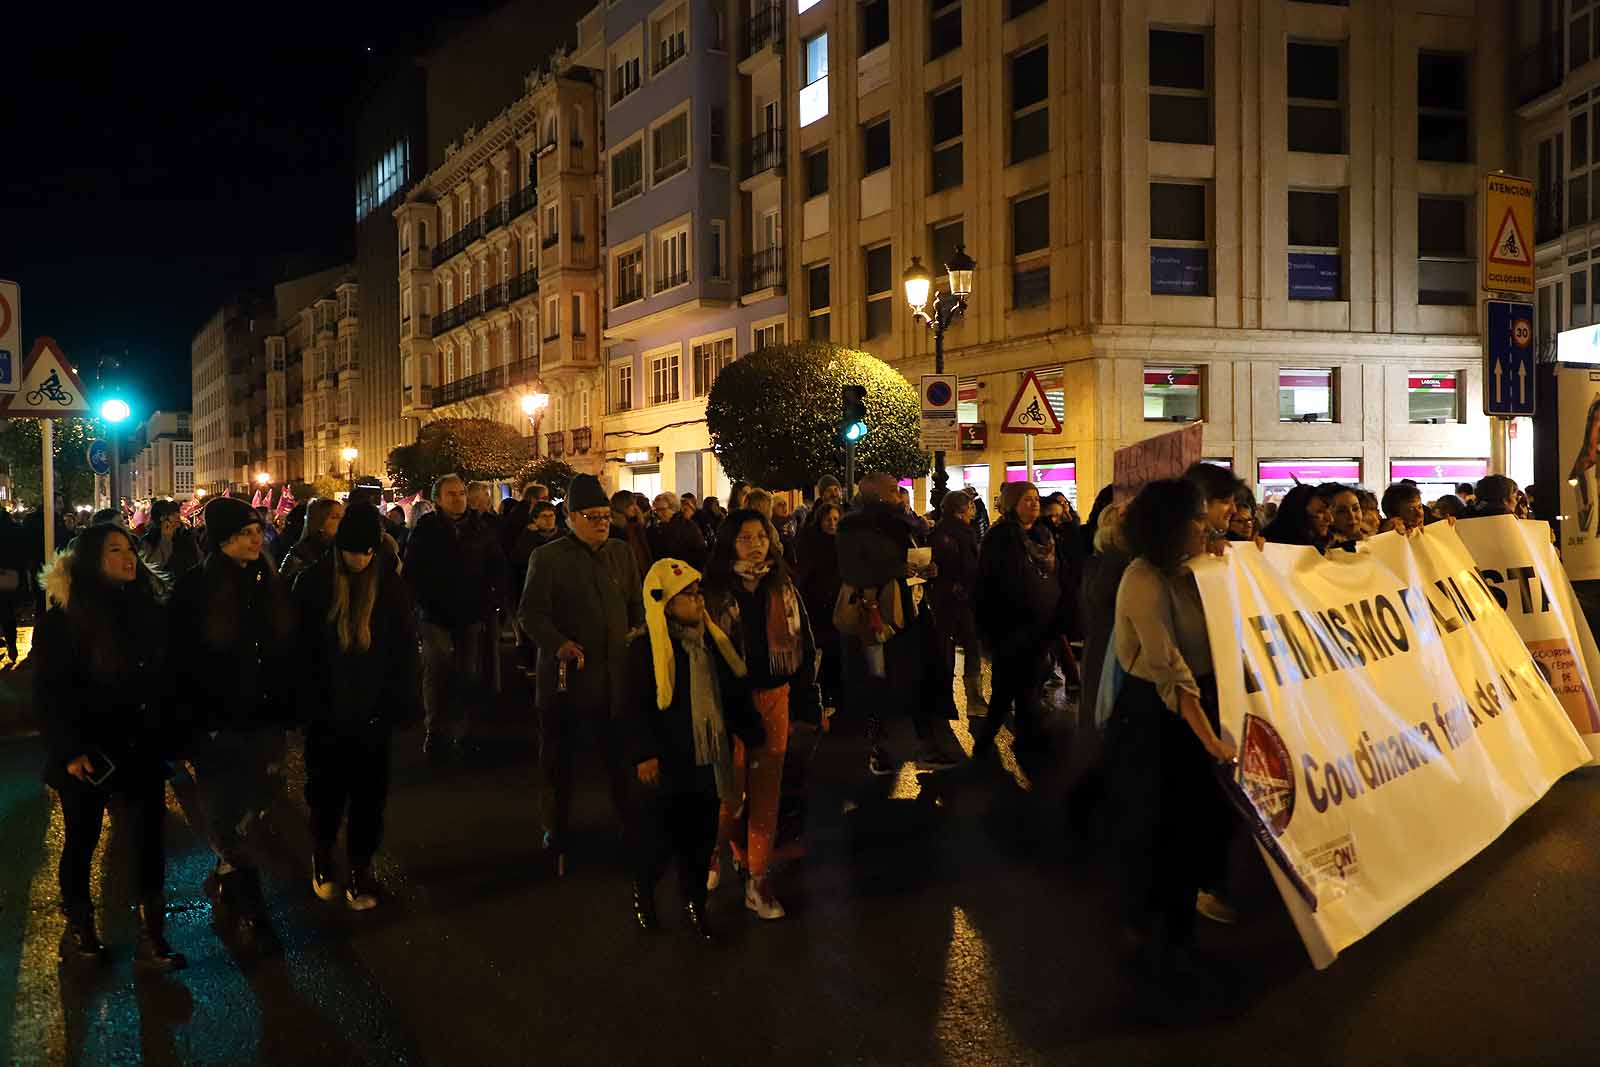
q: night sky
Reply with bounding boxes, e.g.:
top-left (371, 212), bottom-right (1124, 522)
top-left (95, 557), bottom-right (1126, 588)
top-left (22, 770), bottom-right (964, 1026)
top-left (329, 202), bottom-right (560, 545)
top-left (0, 3), bottom-right (502, 415)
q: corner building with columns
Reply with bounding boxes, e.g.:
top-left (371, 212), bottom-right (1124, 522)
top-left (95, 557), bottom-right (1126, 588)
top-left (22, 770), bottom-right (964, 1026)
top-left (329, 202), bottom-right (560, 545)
top-left (395, 15), bottom-right (609, 478)
top-left (780, 0), bottom-right (1521, 507)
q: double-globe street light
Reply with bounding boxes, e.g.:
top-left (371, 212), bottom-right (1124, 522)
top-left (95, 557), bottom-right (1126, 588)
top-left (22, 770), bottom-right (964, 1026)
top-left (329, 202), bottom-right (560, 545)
top-left (341, 447), bottom-right (359, 494)
top-left (521, 390), bottom-right (550, 453)
top-left (902, 244), bottom-right (976, 507)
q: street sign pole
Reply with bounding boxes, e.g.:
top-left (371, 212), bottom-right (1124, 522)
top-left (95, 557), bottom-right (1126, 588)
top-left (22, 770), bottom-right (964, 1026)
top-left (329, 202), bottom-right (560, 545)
top-left (1025, 433), bottom-right (1035, 483)
top-left (41, 419), bottom-right (54, 560)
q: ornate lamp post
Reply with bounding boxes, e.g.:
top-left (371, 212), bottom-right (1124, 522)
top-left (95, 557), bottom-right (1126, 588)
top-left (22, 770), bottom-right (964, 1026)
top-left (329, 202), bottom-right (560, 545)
top-left (903, 244), bottom-right (975, 506)
top-left (521, 391), bottom-right (550, 454)
top-left (340, 447), bottom-right (359, 494)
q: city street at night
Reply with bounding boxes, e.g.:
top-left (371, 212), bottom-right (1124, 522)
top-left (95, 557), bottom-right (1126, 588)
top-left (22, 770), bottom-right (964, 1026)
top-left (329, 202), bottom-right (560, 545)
top-left (4, 663), bottom-right (1600, 1067)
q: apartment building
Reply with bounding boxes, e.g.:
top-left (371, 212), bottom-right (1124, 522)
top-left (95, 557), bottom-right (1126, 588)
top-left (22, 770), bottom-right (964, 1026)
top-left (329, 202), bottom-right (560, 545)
top-left (190, 297), bottom-right (272, 494)
top-left (397, 14), bottom-right (607, 473)
top-left (126, 410), bottom-right (194, 502)
top-left (262, 266), bottom-right (358, 484)
top-left (599, 0), bottom-right (789, 501)
top-left (781, 0), bottom-right (1515, 506)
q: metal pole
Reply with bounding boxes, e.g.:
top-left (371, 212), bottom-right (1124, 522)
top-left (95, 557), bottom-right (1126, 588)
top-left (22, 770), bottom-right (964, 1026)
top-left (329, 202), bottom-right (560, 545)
top-left (932, 320), bottom-right (948, 507)
top-left (1025, 432), bottom-right (1035, 484)
top-left (845, 440), bottom-right (857, 502)
top-left (42, 419), bottom-right (55, 559)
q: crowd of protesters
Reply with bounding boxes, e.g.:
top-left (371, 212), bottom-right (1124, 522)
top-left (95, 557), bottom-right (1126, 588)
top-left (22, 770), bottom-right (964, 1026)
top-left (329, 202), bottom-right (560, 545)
top-left (22, 460), bottom-right (1531, 1011)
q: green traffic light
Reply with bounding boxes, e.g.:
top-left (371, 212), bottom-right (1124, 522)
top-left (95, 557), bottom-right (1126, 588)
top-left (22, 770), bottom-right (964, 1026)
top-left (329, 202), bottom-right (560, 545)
top-left (843, 421), bottom-right (868, 442)
top-left (100, 398), bottom-right (131, 423)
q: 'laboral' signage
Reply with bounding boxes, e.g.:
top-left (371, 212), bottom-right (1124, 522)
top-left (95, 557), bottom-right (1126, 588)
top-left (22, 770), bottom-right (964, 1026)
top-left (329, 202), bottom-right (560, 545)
top-left (1194, 525), bottom-right (1589, 968)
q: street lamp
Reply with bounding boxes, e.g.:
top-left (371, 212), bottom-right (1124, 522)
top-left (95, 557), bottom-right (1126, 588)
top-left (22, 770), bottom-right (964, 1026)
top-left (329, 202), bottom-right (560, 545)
top-left (98, 397), bottom-right (132, 512)
top-left (904, 244), bottom-right (975, 506)
top-left (255, 471), bottom-right (270, 488)
top-left (521, 390), bottom-right (550, 453)
top-left (341, 447), bottom-right (359, 494)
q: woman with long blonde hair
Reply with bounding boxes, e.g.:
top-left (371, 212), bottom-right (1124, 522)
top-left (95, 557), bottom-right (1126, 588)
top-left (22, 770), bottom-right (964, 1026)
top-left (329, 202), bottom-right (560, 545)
top-left (291, 503), bottom-right (421, 910)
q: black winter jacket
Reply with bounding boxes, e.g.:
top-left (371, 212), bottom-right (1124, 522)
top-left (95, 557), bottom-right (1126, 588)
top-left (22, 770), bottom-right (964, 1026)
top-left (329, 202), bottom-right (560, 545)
top-left (168, 552), bottom-right (295, 734)
top-left (621, 630), bottom-right (763, 794)
top-left (976, 518), bottom-right (1064, 651)
top-left (647, 515), bottom-right (708, 571)
top-left (403, 509), bottom-right (506, 629)
top-left (34, 556), bottom-right (171, 789)
top-left (291, 553), bottom-right (422, 730)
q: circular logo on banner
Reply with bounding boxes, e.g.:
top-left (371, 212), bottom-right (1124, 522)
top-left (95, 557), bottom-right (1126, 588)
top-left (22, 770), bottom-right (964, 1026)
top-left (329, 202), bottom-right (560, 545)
top-left (926, 380), bottom-right (953, 407)
top-left (1512, 318), bottom-right (1533, 348)
top-left (1239, 714), bottom-right (1295, 837)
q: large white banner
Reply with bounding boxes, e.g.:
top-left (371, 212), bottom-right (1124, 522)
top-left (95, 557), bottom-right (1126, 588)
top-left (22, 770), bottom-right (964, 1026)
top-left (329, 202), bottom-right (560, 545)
top-left (1453, 515), bottom-right (1600, 760)
top-left (1194, 525), bottom-right (1590, 968)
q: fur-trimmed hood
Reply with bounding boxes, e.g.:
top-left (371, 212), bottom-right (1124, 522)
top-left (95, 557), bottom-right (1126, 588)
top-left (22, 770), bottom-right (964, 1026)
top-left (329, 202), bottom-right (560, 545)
top-left (39, 549), bottom-right (72, 609)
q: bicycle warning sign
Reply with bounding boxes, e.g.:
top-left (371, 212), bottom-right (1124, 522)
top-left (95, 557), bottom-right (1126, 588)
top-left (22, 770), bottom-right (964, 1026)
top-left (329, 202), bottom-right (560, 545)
top-left (1000, 371), bottom-right (1062, 436)
top-left (0, 337), bottom-right (92, 418)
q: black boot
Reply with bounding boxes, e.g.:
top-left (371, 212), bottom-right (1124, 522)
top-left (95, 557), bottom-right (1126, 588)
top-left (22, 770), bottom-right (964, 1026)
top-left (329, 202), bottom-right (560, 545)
top-left (58, 905), bottom-right (107, 963)
top-left (134, 897), bottom-right (187, 972)
top-left (683, 900), bottom-right (717, 944)
top-left (633, 881), bottom-right (660, 931)
top-left (227, 869), bottom-right (278, 951)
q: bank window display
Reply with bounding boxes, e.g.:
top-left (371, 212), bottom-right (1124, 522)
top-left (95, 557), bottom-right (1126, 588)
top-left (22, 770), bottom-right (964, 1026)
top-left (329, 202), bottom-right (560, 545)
top-left (957, 378), bottom-right (979, 424)
top-left (1006, 461), bottom-right (1077, 508)
top-left (1143, 365), bottom-right (1203, 422)
top-left (1408, 371), bottom-right (1460, 424)
top-left (1279, 367), bottom-right (1336, 422)
top-left (1389, 460), bottom-right (1485, 503)
top-left (1257, 459), bottom-right (1360, 504)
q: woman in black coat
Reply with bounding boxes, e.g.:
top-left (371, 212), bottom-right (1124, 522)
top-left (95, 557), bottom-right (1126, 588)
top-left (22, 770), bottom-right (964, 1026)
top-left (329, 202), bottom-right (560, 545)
top-left (168, 496), bottom-right (295, 948)
top-left (928, 492), bottom-right (986, 714)
top-left (792, 501), bottom-right (844, 710)
top-left (34, 523), bottom-right (185, 970)
top-left (292, 504), bottom-right (420, 910)
top-left (973, 481), bottom-right (1063, 763)
top-left (279, 497), bottom-right (342, 579)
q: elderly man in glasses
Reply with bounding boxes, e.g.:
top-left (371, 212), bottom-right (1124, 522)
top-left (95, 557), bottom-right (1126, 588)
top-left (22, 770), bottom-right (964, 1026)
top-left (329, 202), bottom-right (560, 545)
top-left (518, 473), bottom-right (646, 876)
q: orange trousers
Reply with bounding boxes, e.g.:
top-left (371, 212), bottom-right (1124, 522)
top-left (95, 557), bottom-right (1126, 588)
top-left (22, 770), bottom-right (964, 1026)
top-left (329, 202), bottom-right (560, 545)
top-left (715, 684), bottom-right (790, 878)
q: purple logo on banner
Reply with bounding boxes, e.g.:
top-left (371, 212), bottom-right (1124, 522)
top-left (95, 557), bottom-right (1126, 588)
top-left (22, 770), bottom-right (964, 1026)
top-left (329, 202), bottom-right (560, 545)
top-left (1288, 252), bottom-right (1341, 301)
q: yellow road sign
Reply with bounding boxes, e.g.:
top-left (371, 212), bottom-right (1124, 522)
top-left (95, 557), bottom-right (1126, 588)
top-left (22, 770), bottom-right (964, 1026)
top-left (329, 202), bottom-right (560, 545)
top-left (1483, 172), bottom-right (1534, 295)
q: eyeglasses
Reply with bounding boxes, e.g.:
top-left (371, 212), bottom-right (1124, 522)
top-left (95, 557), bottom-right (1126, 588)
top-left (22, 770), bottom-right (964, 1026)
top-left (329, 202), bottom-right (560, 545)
top-left (578, 510), bottom-right (611, 523)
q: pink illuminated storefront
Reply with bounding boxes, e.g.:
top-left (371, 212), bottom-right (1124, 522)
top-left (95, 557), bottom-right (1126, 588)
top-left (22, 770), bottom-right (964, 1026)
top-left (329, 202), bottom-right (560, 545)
top-left (1256, 460), bottom-right (1361, 501)
top-left (1389, 459), bottom-right (1487, 502)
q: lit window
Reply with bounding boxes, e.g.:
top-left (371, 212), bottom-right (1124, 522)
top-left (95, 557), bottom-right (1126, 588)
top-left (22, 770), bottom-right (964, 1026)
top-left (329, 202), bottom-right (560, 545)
top-left (1143, 365), bottom-right (1203, 422)
top-left (801, 33), bottom-right (829, 126)
top-left (615, 248), bottom-right (645, 306)
top-left (655, 229), bottom-right (690, 292)
top-left (650, 350), bottom-right (682, 405)
top-left (1278, 367), bottom-right (1335, 423)
top-left (1407, 372), bottom-right (1460, 424)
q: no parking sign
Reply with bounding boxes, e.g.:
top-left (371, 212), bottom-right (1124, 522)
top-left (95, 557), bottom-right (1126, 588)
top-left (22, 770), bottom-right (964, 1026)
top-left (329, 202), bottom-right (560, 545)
top-left (0, 280), bottom-right (19, 393)
top-left (920, 374), bottom-right (958, 450)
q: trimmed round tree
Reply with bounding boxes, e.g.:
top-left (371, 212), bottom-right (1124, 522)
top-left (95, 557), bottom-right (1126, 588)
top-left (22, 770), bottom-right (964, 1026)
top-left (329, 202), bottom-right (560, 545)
top-left (386, 417), bottom-right (533, 495)
top-left (705, 341), bottom-right (928, 490)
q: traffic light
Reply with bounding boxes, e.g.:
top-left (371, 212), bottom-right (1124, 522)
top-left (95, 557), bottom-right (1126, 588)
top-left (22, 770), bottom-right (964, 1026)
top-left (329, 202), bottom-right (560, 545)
top-left (841, 385), bottom-right (868, 443)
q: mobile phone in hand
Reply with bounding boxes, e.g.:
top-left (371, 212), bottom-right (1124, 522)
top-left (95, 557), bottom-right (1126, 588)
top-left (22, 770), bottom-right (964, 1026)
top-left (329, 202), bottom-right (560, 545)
top-left (87, 751), bottom-right (117, 787)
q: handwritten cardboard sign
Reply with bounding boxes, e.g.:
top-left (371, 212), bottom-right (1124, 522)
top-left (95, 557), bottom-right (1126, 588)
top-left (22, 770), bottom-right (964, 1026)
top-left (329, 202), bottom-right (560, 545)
top-left (1112, 422), bottom-right (1204, 504)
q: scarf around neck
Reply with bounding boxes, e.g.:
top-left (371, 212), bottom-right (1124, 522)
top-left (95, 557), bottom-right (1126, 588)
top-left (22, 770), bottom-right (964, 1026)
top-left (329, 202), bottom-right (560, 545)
top-left (730, 561), bottom-right (801, 676)
top-left (668, 617), bottom-right (736, 801)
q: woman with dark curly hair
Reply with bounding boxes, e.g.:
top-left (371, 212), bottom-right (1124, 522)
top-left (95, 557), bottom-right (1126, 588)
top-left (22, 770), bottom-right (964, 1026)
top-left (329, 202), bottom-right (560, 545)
top-left (1105, 478), bottom-right (1235, 997)
top-left (701, 508), bottom-right (820, 920)
top-left (1260, 483), bottom-right (1332, 552)
top-left (35, 523), bottom-right (185, 970)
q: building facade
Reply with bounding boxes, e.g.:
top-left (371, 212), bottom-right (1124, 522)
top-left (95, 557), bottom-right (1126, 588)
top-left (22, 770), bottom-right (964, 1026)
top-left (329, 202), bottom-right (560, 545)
top-left (190, 297), bottom-right (272, 494)
top-left (397, 14), bottom-right (607, 473)
top-left (263, 266), bottom-right (359, 485)
top-left (778, 0), bottom-right (1514, 507)
top-left (598, 0), bottom-right (789, 502)
top-left (126, 410), bottom-right (194, 502)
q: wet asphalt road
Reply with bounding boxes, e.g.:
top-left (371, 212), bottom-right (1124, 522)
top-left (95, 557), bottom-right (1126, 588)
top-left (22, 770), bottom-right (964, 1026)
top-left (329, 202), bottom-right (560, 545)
top-left (4, 648), bottom-right (1600, 1067)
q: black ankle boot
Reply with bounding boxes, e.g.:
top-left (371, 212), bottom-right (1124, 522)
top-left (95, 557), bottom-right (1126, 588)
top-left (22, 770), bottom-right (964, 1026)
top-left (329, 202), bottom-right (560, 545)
top-left (58, 906), bottom-right (107, 963)
top-left (683, 901), bottom-right (717, 944)
top-left (134, 897), bottom-right (187, 972)
top-left (227, 869), bottom-right (278, 951)
top-left (633, 881), bottom-right (660, 931)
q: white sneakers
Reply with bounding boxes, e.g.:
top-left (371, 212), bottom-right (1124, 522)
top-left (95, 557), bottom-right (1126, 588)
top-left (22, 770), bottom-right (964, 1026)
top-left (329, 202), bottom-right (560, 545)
top-left (744, 878), bottom-right (785, 921)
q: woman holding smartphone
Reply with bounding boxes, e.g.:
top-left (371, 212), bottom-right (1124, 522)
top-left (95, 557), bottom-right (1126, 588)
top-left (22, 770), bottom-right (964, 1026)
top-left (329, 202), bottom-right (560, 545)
top-left (35, 522), bottom-right (185, 970)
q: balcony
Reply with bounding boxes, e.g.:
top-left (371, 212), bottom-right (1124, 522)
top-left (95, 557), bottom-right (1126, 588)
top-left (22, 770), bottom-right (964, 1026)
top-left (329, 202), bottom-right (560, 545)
top-left (512, 184), bottom-right (538, 219)
top-left (507, 268), bottom-right (539, 303)
top-left (545, 430), bottom-right (567, 458)
top-left (432, 295), bottom-right (480, 335)
top-left (654, 268), bottom-right (690, 294)
top-left (571, 426), bottom-right (592, 455)
top-left (742, 245), bottom-right (784, 296)
top-left (403, 384), bottom-right (434, 412)
top-left (653, 37), bottom-right (686, 75)
top-left (742, 2), bottom-right (784, 61)
top-left (741, 128), bottom-right (784, 186)
top-left (542, 232), bottom-right (560, 250)
top-left (432, 216), bottom-right (485, 267)
top-left (433, 358), bottom-right (542, 407)
top-left (338, 415), bottom-right (361, 426)
top-left (484, 200), bottom-right (511, 231)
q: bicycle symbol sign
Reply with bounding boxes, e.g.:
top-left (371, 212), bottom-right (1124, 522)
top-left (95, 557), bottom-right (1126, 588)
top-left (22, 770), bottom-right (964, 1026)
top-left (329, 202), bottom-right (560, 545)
top-left (26, 369), bottom-right (73, 407)
top-left (0, 337), bottom-right (92, 418)
top-left (1000, 371), bottom-right (1062, 436)
top-left (1018, 398), bottom-right (1046, 425)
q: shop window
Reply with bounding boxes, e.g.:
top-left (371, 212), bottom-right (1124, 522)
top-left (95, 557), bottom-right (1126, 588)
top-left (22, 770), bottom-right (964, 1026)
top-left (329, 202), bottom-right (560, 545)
top-left (1143, 365), bottom-right (1203, 422)
top-left (1407, 372), bottom-right (1460, 424)
top-left (1278, 367), bottom-right (1336, 423)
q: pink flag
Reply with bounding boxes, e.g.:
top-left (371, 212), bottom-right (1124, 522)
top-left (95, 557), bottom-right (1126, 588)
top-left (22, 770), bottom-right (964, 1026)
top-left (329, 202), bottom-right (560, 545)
top-left (275, 484), bottom-right (297, 518)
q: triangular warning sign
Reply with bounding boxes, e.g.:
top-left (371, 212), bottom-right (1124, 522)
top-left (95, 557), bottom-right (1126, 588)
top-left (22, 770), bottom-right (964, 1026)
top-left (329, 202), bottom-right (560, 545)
top-left (1000, 371), bottom-right (1062, 435)
top-left (1489, 207), bottom-right (1532, 267)
top-left (0, 337), bottom-right (93, 418)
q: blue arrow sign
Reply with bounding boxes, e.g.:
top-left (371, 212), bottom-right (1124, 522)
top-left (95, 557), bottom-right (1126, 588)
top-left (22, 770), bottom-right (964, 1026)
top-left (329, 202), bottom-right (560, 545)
top-left (1485, 300), bottom-right (1535, 417)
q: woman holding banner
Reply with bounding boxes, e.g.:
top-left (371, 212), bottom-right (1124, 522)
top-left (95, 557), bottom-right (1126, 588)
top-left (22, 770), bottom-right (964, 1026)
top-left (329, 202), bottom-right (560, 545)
top-left (1104, 478), bottom-right (1235, 1004)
